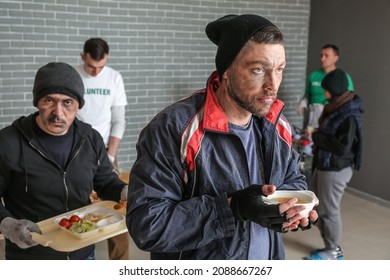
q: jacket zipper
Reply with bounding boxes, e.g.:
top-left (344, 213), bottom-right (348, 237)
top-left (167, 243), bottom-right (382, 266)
top-left (61, 137), bottom-right (86, 261)
top-left (30, 138), bottom-right (85, 260)
top-left (62, 138), bottom-right (86, 212)
top-left (29, 141), bottom-right (69, 207)
top-left (28, 138), bottom-right (86, 212)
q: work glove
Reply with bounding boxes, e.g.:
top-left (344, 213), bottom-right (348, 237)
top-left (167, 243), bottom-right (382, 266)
top-left (297, 97), bottom-right (308, 116)
top-left (0, 217), bottom-right (41, 249)
top-left (230, 185), bottom-right (287, 232)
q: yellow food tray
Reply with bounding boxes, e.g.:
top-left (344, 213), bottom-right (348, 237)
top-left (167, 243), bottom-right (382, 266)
top-left (31, 200), bottom-right (127, 252)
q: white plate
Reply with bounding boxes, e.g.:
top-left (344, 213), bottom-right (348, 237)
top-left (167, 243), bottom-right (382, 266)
top-left (53, 205), bottom-right (124, 239)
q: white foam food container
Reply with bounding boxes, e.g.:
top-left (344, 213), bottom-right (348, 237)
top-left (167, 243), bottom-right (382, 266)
top-left (263, 190), bottom-right (319, 217)
top-left (53, 205), bottom-right (124, 239)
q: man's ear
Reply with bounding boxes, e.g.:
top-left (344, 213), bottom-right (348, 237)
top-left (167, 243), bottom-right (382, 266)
top-left (221, 70), bottom-right (228, 81)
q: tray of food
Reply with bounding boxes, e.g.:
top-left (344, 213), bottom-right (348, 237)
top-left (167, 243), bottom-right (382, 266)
top-left (31, 200), bottom-right (128, 252)
top-left (53, 205), bottom-right (124, 239)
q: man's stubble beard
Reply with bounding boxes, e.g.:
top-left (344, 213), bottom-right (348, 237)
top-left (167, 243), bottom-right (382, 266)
top-left (227, 83), bottom-right (273, 118)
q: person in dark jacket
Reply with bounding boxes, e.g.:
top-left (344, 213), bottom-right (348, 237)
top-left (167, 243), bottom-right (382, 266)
top-left (126, 14), bottom-right (318, 260)
top-left (306, 68), bottom-right (364, 260)
top-left (0, 62), bottom-right (128, 260)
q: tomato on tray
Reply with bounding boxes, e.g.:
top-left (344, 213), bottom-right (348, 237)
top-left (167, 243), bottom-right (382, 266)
top-left (69, 215), bottom-right (81, 223)
top-left (59, 214), bottom-right (81, 229)
top-left (58, 218), bottom-right (72, 229)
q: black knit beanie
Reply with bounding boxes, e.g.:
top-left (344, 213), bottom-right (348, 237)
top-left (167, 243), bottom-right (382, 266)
top-left (205, 14), bottom-right (276, 79)
top-left (321, 68), bottom-right (348, 96)
top-left (32, 62), bottom-right (85, 108)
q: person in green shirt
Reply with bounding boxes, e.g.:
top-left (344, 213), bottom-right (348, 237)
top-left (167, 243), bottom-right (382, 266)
top-left (297, 44), bottom-right (354, 136)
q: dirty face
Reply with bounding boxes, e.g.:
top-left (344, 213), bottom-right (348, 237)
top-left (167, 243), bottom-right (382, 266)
top-left (223, 40), bottom-right (286, 117)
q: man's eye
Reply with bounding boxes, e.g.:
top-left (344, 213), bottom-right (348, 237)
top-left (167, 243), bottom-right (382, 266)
top-left (254, 68), bottom-right (265, 74)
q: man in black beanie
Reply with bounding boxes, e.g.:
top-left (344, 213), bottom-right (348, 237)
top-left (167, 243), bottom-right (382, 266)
top-left (127, 14), bottom-right (318, 260)
top-left (0, 62), bottom-right (128, 260)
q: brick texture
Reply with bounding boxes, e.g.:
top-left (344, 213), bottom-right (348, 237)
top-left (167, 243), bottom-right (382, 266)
top-left (0, 0), bottom-right (310, 171)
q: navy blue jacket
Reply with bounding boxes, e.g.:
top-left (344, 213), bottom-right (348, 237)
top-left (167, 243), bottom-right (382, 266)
top-left (312, 94), bottom-right (363, 171)
top-left (127, 72), bottom-right (307, 259)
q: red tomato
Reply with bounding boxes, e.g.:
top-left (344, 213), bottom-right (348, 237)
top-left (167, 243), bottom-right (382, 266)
top-left (69, 215), bottom-right (81, 223)
top-left (59, 218), bottom-right (71, 229)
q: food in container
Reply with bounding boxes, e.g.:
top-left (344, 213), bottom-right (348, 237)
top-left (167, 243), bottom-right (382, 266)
top-left (53, 205), bottom-right (124, 239)
top-left (262, 190), bottom-right (319, 217)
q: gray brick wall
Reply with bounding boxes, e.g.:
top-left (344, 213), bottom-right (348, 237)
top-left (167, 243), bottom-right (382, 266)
top-left (0, 0), bottom-right (310, 172)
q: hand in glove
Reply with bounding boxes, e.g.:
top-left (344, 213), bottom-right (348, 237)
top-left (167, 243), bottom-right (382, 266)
top-left (0, 217), bottom-right (41, 249)
top-left (230, 185), bottom-right (288, 232)
top-left (297, 97), bottom-right (308, 116)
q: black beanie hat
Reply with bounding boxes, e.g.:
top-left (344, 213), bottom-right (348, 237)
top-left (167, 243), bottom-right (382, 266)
top-left (33, 62), bottom-right (85, 108)
top-left (206, 14), bottom-right (276, 79)
top-left (321, 68), bottom-right (348, 96)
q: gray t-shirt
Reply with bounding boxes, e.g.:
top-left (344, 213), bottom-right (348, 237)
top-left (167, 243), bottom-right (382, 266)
top-left (229, 117), bottom-right (270, 260)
